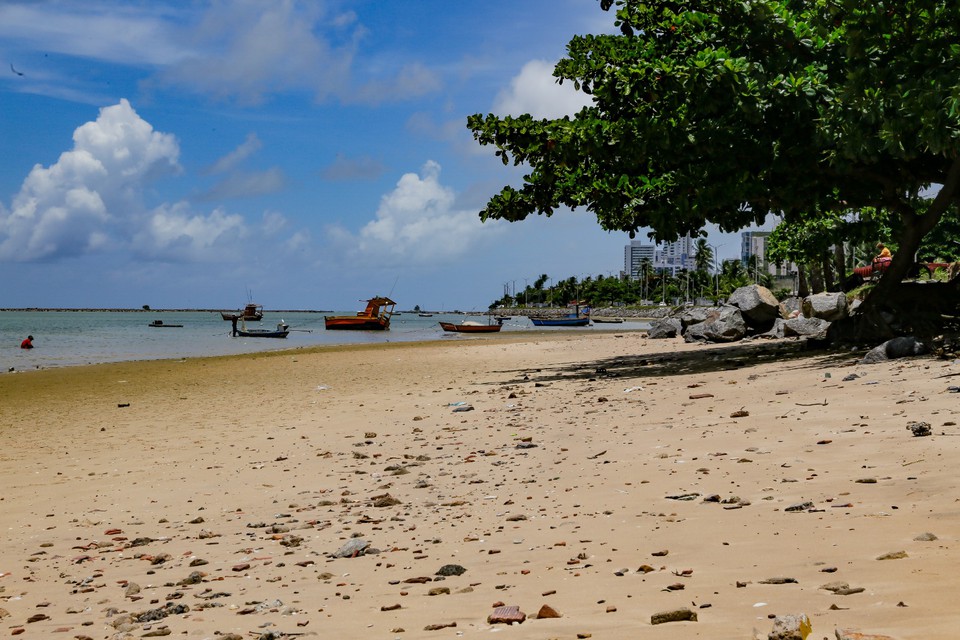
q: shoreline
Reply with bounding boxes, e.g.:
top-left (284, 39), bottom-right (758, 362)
top-left (2, 333), bottom-right (957, 638)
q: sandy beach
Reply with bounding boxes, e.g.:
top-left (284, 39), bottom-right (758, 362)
top-left (1, 332), bottom-right (958, 639)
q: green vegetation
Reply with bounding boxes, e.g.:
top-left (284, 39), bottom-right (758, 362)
top-left (489, 262), bottom-right (783, 310)
top-left (469, 1), bottom-right (960, 319)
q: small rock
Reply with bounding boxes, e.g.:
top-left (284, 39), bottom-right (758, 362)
top-left (768, 613), bottom-right (812, 640)
top-left (876, 550), bottom-right (907, 560)
top-left (914, 532), bottom-right (938, 541)
top-left (759, 577), bottom-right (797, 584)
top-left (906, 421), bottom-right (932, 437)
top-left (650, 607), bottom-right (697, 624)
top-left (536, 604), bottom-right (562, 619)
top-left (487, 605), bottom-right (526, 625)
top-left (436, 564), bottom-right (466, 577)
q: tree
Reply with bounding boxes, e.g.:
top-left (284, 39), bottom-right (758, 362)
top-left (694, 238), bottom-right (713, 274)
top-left (469, 1), bottom-right (960, 320)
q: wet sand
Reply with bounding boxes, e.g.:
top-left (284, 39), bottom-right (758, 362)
top-left (1, 332), bottom-right (958, 639)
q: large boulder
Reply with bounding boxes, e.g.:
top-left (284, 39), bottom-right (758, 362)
top-left (803, 292), bottom-right (848, 321)
top-left (861, 336), bottom-right (928, 364)
top-left (784, 316), bottom-right (830, 339)
top-left (728, 285), bottom-right (782, 330)
top-left (678, 306), bottom-right (714, 328)
top-left (648, 317), bottom-right (682, 339)
top-left (683, 306), bottom-right (746, 343)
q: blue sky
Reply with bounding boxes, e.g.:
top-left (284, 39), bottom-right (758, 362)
top-left (0, 0), bottom-right (754, 311)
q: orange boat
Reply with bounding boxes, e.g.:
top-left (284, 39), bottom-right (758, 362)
top-left (324, 296), bottom-right (396, 330)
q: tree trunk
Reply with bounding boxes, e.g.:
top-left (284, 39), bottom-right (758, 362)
top-left (822, 253), bottom-right (836, 292)
top-left (809, 262), bottom-right (824, 294)
top-left (833, 244), bottom-right (846, 289)
top-left (797, 266), bottom-right (810, 298)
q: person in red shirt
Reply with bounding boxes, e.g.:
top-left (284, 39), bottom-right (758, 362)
top-left (20, 335), bottom-right (33, 349)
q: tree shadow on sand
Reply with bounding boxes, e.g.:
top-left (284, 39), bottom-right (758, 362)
top-left (491, 340), bottom-right (866, 386)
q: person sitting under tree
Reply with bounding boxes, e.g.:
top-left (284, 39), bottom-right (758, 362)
top-left (873, 242), bottom-right (893, 273)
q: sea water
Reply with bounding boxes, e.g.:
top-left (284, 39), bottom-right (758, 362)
top-left (0, 310), bottom-right (651, 371)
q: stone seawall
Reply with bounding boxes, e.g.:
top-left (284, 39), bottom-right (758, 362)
top-left (488, 306), bottom-right (682, 319)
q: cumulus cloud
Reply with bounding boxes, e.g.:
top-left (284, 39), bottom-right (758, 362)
top-left (0, 99), bottom-right (181, 261)
top-left (132, 202), bottom-right (246, 261)
top-left (0, 99), bottom-right (271, 264)
top-left (493, 59), bottom-right (592, 119)
top-left (342, 160), bottom-right (502, 265)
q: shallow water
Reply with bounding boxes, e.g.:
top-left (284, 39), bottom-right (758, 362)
top-left (0, 310), bottom-right (650, 370)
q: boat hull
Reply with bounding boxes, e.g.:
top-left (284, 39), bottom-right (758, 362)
top-left (530, 317), bottom-right (591, 327)
top-left (324, 317), bottom-right (389, 330)
top-left (235, 329), bottom-right (288, 338)
top-left (439, 321), bottom-right (502, 333)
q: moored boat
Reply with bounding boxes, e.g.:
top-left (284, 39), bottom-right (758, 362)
top-left (439, 319), bottom-right (503, 333)
top-left (221, 302), bottom-right (263, 322)
top-left (530, 315), bottom-right (591, 327)
top-left (325, 297), bottom-right (396, 330)
top-left (148, 319), bottom-right (183, 328)
top-left (232, 321), bottom-right (289, 338)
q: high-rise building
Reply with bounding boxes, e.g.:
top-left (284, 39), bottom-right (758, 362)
top-left (660, 233), bottom-right (696, 274)
top-left (624, 240), bottom-right (656, 279)
top-left (625, 234), bottom-right (698, 279)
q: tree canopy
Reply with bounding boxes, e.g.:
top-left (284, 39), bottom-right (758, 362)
top-left (468, 0), bottom-right (960, 303)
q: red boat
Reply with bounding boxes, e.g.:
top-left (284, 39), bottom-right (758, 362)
top-left (325, 296), bottom-right (396, 330)
top-left (439, 319), bottom-right (503, 333)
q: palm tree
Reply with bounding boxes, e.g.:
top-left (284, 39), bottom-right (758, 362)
top-left (638, 257), bottom-right (652, 301)
top-left (694, 238), bottom-right (713, 273)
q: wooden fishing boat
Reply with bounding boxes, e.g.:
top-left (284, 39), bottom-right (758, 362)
top-left (148, 319), bottom-right (183, 328)
top-left (530, 315), bottom-right (591, 327)
top-left (591, 317), bottom-right (624, 324)
top-left (325, 296), bottom-right (396, 330)
top-left (221, 302), bottom-right (263, 321)
top-left (439, 319), bottom-right (503, 333)
top-left (233, 321), bottom-right (289, 338)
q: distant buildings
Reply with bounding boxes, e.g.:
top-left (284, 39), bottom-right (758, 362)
top-left (623, 234), bottom-right (697, 279)
top-left (740, 231), bottom-right (797, 277)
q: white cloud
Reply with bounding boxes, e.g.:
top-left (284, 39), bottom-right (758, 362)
top-left (133, 202), bottom-right (247, 261)
top-left (493, 59), bottom-right (592, 119)
top-left (149, 0), bottom-right (358, 105)
top-left (320, 153), bottom-right (386, 181)
top-left (199, 167), bottom-right (286, 200)
top-left (0, 99), bottom-right (180, 261)
top-left (205, 133), bottom-right (262, 175)
top-left (340, 160), bottom-right (502, 266)
top-left (0, 99), bottom-right (276, 264)
top-left (353, 62), bottom-right (442, 105)
top-left (261, 210), bottom-right (289, 236)
top-left (0, 2), bottom-right (190, 66)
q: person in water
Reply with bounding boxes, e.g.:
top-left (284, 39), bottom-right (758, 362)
top-left (20, 335), bottom-right (33, 349)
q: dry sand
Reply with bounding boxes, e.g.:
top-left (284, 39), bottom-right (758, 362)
top-left (1, 332), bottom-right (959, 639)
